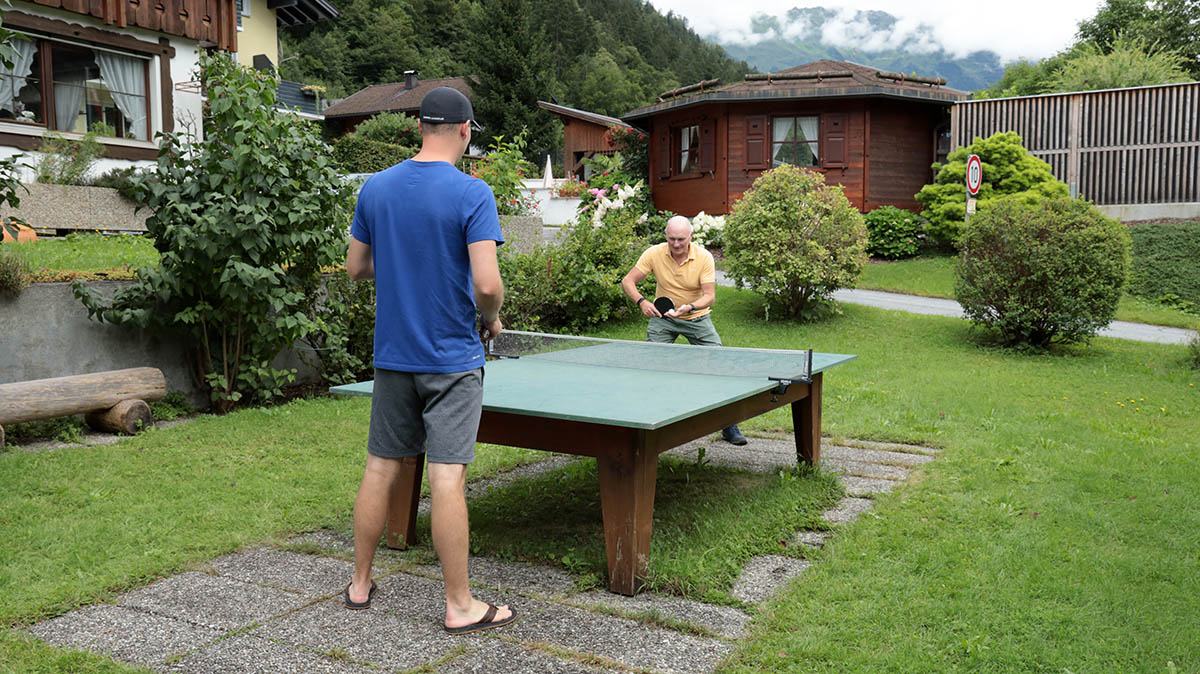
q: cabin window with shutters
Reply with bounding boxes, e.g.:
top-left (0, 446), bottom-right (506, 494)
top-left (771, 116), bottom-right (819, 167)
top-left (675, 124), bottom-right (700, 175)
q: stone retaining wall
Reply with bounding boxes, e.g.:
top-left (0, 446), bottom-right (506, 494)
top-left (0, 183), bottom-right (147, 233)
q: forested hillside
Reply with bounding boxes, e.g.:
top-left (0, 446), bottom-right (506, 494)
top-left (280, 0), bottom-right (751, 157)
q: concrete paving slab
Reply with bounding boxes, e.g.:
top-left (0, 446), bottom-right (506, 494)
top-left (411, 556), bottom-right (579, 599)
top-left (791, 531), bottom-right (831, 548)
top-left (821, 497), bottom-right (875, 525)
top-left (437, 639), bottom-right (613, 674)
top-left (27, 604), bottom-right (222, 668)
top-left (570, 589), bottom-right (751, 640)
top-left (503, 600), bottom-right (730, 674)
top-left (823, 444), bottom-right (935, 466)
top-left (839, 475), bottom-right (901, 496)
top-left (253, 598), bottom-right (463, 671)
top-left (163, 633), bottom-right (378, 673)
top-left (822, 457), bottom-right (910, 481)
top-left (664, 435), bottom-right (798, 473)
top-left (846, 438), bottom-right (939, 456)
top-left (730, 555), bottom-right (812, 604)
top-left (209, 548), bottom-right (355, 598)
top-left (348, 570), bottom-right (453, 622)
top-left (117, 572), bottom-right (310, 631)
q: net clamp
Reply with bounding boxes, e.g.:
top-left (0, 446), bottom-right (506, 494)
top-left (768, 377), bottom-right (794, 401)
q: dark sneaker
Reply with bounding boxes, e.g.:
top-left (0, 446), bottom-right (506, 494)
top-left (722, 425), bottom-right (748, 446)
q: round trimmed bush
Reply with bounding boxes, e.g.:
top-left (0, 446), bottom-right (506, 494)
top-left (863, 205), bottom-right (923, 259)
top-left (725, 165), bottom-right (868, 319)
top-left (955, 196), bottom-right (1130, 347)
top-left (352, 111), bottom-right (421, 147)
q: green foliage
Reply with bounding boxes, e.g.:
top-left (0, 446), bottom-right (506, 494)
top-left (577, 152), bottom-right (661, 236)
top-left (1076, 0), bottom-right (1200, 78)
top-left (915, 131), bottom-right (1069, 247)
top-left (863, 206), bottom-right (924, 259)
top-left (0, 244), bottom-right (29, 295)
top-left (300, 274), bottom-right (376, 385)
top-left (498, 217), bottom-right (648, 332)
top-left (34, 125), bottom-right (107, 185)
top-left (0, 415), bottom-right (85, 445)
top-left (690, 211), bottom-right (726, 249)
top-left (1188, 332), bottom-right (1200, 369)
top-left (553, 176), bottom-right (588, 198)
top-left (603, 125), bottom-right (649, 184)
top-left (1046, 37), bottom-right (1193, 92)
top-left (955, 196), bottom-right (1131, 347)
top-left (972, 51), bottom-right (1076, 98)
top-left (86, 166), bottom-right (144, 201)
top-left (1127, 220), bottom-right (1200, 314)
top-left (73, 53), bottom-right (355, 411)
top-left (469, 130), bottom-right (538, 216)
top-left (147, 391), bottom-right (195, 421)
top-left (331, 135), bottom-right (417, 173)
top-left (351, 111), bottom-right (420, 147)
top-left (724, 165), bottom-right (868, 319)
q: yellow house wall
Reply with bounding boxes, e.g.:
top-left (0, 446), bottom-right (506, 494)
top-left (236, 0), bottom-right (279, 69)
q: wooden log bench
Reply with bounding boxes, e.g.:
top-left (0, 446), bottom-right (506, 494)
top-left (0, 368), bottom-right (166, 446)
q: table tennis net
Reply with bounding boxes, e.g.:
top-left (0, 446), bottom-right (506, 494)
top-left (488, 330), bottom-right (812, 383)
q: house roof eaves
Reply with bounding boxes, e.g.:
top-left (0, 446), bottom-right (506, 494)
top-left (536, 101), bottom-right (630, 129)
top-left (623, 85), bottom-right (964, 120)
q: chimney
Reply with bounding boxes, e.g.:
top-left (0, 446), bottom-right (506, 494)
top-left (404, 70), bottom-right (418, 90)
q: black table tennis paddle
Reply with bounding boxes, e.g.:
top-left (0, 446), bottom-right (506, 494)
top-left (653, 297), bottom-right (674, 315)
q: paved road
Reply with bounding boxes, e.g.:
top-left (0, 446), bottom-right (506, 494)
top-left (711, 271), bottom-right (1198, 346)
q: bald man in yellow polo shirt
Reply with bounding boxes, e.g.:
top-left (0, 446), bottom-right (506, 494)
top-left (620, 215), bottom-right (747, 445)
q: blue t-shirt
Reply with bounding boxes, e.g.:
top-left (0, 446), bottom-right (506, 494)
top-left (350, 160), bottom-right (503, 373)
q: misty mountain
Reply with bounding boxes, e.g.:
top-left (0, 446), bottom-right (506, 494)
top-left (710, 7), bottom-right (1006, 93)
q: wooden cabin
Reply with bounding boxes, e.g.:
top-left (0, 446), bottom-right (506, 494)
top-left (623, 60), bottom-right (967, 216)
top-left (322, 72), bottom-right (472, 137)
top-left (537, 101), bottom-right (631, 180)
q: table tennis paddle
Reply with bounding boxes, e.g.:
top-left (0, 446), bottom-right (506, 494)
top-left (653, 297), bottom-right (674, 315)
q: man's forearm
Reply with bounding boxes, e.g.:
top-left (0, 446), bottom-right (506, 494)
top-left (477, 287), bottom-right (503, 322)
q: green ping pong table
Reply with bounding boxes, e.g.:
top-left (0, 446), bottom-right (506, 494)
top-left (331, 332), bottom-right (856, 595)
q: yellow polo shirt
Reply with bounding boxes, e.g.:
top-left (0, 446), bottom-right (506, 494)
top-left (634, 242), bottom-right (715, 320)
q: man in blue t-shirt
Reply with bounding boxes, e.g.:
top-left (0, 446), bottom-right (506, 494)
top-left (343, 86), bottom-right (515, 635)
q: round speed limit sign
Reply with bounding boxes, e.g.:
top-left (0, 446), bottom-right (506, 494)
top-left (965, 154), bottom-right (983, 196)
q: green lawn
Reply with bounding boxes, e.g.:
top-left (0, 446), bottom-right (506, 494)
top-left (4, 233), bottom-right (158, 280)
top-left (3, 286), bottom-right (1199, 672)
top-left (860, 252), bottom-right (1200, 329)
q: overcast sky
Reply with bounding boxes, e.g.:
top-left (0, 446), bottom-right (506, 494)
top-left (645, 1), bottom-right (1106, 62)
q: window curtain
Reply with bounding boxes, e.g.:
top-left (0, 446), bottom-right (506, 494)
top-left (95, 51), bottom-right (147, 139)
top-left (798, 116), bottom-right (820, 164)
top-left (53, 76), bottom-right (85, 132)
top-left (0, 39), bottom-right (36, 113)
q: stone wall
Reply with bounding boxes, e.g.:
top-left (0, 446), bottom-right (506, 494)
top-left (0, 183), bottom-right (147, 233)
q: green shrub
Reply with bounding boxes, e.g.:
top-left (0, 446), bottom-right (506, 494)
top-left (34, 124), bottom-right (108, 185)
top-left (1127, 220), bottom-right (1200, 315)
top-left (469, 130), bottom-right (538, 216)
top-left (87, 166), bottom-right (146, 201)
top-left (0, 244), bottom-right (29, 295)
top-left (724, 165), bottom-right (868, 319)
top-left (915, 131), bottom-right (1068, 247)
top-left (332, 135), bottom-right (417, 173)
top-left (352, 112), bottom-right (420, 147)
top-left (1186, 332), bottom-right (1200, 370)
top-left (863, 206), bottom-right (923, 259)
top-left (301, 274), bottom-right (376, 385)
top-left (955, 196), bottom-right (1130, 347)
top-left (147, 391), bottom-right (195, 421)
top-left (691, 211), bottom-right (726, 249)
top-left (74, 53), bottom-right (354, 411)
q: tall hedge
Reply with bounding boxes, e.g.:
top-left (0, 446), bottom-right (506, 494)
top-left (332, 136), bottom-right (417, 173)
top-left (1127, 220), bottom-right (1200, 315)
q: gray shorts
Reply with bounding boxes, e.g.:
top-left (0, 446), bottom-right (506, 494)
top-left (367, 368), bottom-right (484, 464)
top-left (647, 314), bottom-right (723, 346)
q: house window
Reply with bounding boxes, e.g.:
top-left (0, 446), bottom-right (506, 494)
top-left (237, 0), bottom-right (251, 29)
top-left (0, 34), bottom-right (150, 140)
top-left (772, 116), bottom-right (819, 167)
top-left (676, 124), bottom-right (699, 175)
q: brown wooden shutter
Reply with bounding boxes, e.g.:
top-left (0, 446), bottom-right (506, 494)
top-left (822, 113), bottom-right (847, 168)
top-left (655, 123), bottom-right (671, 181)
top-left (698, 118), bottom-right (717, 173)
top-left (745, 115), bottom-right (767, 169)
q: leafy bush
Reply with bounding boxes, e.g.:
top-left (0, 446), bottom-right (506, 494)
top-left (300, 274), bottom-right (376, 385)
top-left (690, 211), bottom-right (726, 249)
top-left (351, 111), bottom-right (420, 147)
top-left (34, 124), bottom-right (108, 185)
top-left (955, 196), bottom-right (1130, 347)
top-left (1127, 220), bottom-right (1200, 315)
top-left (577, 153), bottom-right (660, 237)
top-left (87, 166), bottom-right (147, 202)
top-left (724, 165), bottom-right (868, 319)
top-left (603, 125), bottom-right (649, 183)
top-left (1188, 333), bottom-right (1200, 370)
top-left (0, 244), bottom-right (29, 295)
top-left (469, 130), bottom-right (538, 216)
top-left (74, 53), bottom-right (354, 411)
top-left (332, 135), bottom-right (418, 173)
top-left (915, 131), bottom-right (1068, 247)
top-left (863, 206), bottom-right (923, 259)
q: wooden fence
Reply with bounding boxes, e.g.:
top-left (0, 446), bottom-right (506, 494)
top-left (950, 82), bottom-right (1200, 206)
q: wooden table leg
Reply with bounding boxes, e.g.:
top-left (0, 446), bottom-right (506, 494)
top-left (792, 373), bottom-right (823, 465)
top-left (596, 445), bottom-right (659, 595)
top-left (385, 454), bottom-right (424, 549)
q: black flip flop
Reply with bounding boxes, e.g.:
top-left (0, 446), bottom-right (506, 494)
top-left (343, 581), bottom-right (377, 610)
top-left (443, 603), bottom-right (518, 635)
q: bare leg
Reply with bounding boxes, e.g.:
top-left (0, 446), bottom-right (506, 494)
top-left (429, 461), bottom-right (513, 628)
top-left (348, 454), bottom-right (400, 603)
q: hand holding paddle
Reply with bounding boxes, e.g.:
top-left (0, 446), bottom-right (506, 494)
top-left (653, 297), bottom-right (674, 318)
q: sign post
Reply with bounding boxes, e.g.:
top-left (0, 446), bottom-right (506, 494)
top-left (965, 153), bottom-right (982, 220)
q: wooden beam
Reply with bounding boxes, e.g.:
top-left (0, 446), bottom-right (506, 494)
top-left (0, 368), bottom-right (166, 426)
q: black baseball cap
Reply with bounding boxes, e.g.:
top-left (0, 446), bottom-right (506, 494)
top-left (419, 87), bottom-right (481, 130)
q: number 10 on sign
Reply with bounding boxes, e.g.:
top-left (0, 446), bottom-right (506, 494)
top-left (965, 154), bottom-right (982, 196)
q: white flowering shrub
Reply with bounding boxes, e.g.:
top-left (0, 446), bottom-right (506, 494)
top-left (690, 211), bottom-right (726, 249)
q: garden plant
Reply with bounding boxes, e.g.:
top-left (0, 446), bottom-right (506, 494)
top-left (863, 205), bottom-right (924, 259)
top-left (470, 129), bottom-right (538, 217)
top-left (724, 165), bottom-right (868, 320)
top-left (955, 195), bottom-right (1131, 347)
